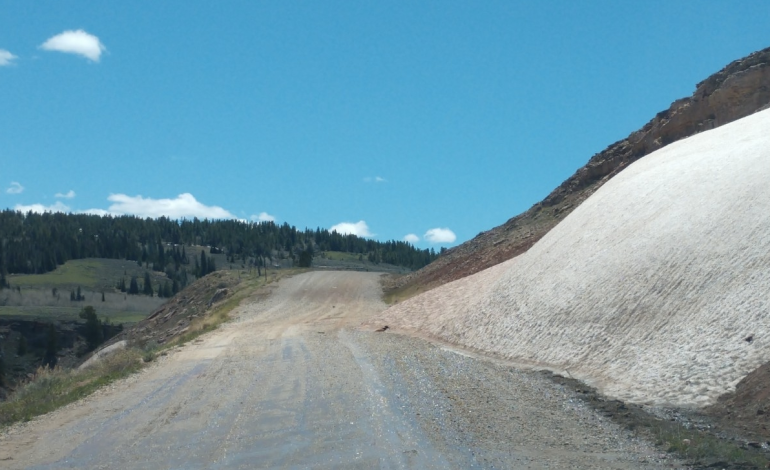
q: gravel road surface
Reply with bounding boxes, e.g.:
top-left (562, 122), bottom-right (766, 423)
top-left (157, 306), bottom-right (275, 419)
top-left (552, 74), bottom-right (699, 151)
top-left (0, 271), bottom-right (680, 469)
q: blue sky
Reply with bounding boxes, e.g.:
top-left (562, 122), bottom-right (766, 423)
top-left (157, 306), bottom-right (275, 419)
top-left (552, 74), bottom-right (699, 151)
top-left (1, 1), bottom-right (769, 248)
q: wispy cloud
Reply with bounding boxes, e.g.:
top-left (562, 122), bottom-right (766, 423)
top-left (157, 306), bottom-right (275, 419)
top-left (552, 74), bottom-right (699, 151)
top-left (92, 193), bottom-right (235, 219)
top-left (6, 182), bottom-right (24, 194)
top-left (0, 49), bottom-right (17, 66)
top-left (330, 220), bottom-right (373, 237)
top-left (251, 212), bottom-right (275, 223)
top-left (55, 190), bottom-right (76, 199)
top-left (40, 30), bottom-right (106, 62)
top-left (403, 233), bottom-right (419, 244)
top-left (424, 227), bottom-right (456, 244)
top-left (14, 201), bottom-right (70, 214)
top-left (363, 176), bottom-right (387, 183)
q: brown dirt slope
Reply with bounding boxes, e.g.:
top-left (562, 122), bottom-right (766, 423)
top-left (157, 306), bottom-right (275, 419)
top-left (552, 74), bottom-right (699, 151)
top-left (101, 270), bottom-right (241, 349)
top-left (705, 361), bottom-right (770, 443)
top-left (391, 46), bottom-right (770, 297)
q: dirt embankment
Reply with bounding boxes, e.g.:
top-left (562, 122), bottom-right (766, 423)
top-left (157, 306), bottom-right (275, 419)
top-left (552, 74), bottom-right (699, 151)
top-left (99, 270), bottom-right (242, 350)
top-left (704, 362), bottom-right (770, 443)
top-left (391, 46), bottom-right (770, 298)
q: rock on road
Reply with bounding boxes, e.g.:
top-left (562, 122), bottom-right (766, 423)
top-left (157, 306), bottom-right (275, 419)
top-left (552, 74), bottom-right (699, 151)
top-left (0, 271), bottom-right (677, 469)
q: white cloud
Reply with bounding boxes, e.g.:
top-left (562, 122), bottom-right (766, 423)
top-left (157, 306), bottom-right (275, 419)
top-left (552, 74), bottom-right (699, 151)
top-left (40, 30), bottom-right (106, 62)
top-left (363, 176), bottom-right (387, 183)
top-left (424, 227), bottom-right (457, 244)
top-left (99, 193), bottom-right (235, 219)
top-left (330, 220), bottom-right (373, 237)
top-left (14, 201), bottom-right (70, 214)
top-left (55, 190), bottom-right (76, 199)
top-left (251, 212), bottom-right (275, 222)
top-left (403, 233), bottom-right (419, 243)
top-left (0, 49), bottom-right (17, 66)
top-left (6, 181), bottom-right (24, 194)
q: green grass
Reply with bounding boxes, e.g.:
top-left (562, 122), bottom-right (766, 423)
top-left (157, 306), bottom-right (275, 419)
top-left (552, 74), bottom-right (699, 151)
top-left (0, 306), bottom-right (82, 320)
top-left (10, 259), bottom-right (101, 288)
top-left (0, 258), bottom-right (167, 324)
top-left (7, 258), bottom-right (174, 292)
top-left (649, 420), bottom-right (768, 467)
top-left (0, 348), bottom-right (143, 426)
top-left (318, 251), bottom-right (364, 262)
top-left (0, 306), bottom-right (149, 325)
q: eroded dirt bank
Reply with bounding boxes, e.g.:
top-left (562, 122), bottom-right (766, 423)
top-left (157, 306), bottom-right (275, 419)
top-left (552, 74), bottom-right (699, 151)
top-left (0, 272), bottom-right (679, 469)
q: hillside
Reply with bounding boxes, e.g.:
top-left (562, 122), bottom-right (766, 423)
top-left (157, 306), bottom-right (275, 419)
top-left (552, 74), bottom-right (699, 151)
top-left (390, 46), bottom-right (770, 298)
top-left (371, 106), bottom-right (770, 408)
top-left (0, 212), bottom-right (436, 283)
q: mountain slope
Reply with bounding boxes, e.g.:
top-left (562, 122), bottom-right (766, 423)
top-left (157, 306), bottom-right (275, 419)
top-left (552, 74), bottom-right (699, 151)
top-left (391, 46), bottom-right (770, 298)
top-left (373, 106), bottom-right (770, 407)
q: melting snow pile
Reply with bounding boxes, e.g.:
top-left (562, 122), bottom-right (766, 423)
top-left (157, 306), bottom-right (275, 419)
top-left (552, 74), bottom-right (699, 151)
top-left (375, 108), bottom-right (770, 407)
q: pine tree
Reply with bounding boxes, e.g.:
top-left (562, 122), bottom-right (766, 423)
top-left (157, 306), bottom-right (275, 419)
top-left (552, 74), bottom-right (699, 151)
top-left (143, 272), bottom-right (154, 296)
top-left (128, 276), bottom-right (140, 295)
top-left (44, 324), bottom-right (59, 367)
top-left (156, 241), bottom-right (165, 271)
top-left (200, 250), bottom-right (208, 277)
top-left (0, 241), bottom-right (7, 289)
top-left (298, 249), bottom-right (312, 267)
top-left (79, 306), bottom-right (104, 352)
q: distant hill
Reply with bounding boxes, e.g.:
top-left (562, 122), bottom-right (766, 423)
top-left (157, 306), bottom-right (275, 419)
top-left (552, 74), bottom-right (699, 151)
top-left (0, 212), bottom-right (438, 283)
top-left (390, 46), bottom-right (770, 298)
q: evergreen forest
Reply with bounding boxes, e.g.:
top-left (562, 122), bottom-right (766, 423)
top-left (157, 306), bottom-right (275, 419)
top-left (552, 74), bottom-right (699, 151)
top-left (0, 210), bottom-right (439, 286)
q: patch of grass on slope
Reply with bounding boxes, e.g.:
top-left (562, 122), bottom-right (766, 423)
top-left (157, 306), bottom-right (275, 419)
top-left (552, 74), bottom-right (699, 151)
top-left (0, 349), bottom-right (142, 426)
top-left (0, 269), bottom-right (299, 428)
top-left (9, 259), bottom-right (101, 289)
top-left (650, 421), bottom-right (768, 468)
top-left (8, 258), bottom-right (169, 292)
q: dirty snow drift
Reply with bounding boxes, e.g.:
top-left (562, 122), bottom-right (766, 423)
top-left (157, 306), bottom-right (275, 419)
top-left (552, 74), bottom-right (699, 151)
top-left (374, 107), bottom-right (770, 408)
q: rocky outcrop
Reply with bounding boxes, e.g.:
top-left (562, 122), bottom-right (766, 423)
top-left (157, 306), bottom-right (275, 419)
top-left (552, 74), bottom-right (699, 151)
top-left (392, 46), bottom-right (770, 296)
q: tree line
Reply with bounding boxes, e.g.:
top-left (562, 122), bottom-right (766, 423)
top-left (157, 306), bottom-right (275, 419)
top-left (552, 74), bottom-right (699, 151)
top-left (0, 210), bottom-right (439, 279)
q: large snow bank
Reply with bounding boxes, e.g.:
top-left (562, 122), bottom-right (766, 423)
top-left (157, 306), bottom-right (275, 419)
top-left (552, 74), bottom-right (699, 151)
top-left (374, 108), bottom-right (770, 407)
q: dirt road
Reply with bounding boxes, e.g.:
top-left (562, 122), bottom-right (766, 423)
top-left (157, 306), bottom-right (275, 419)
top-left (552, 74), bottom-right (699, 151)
top-left (1, 271), bottom-right (678, 469)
